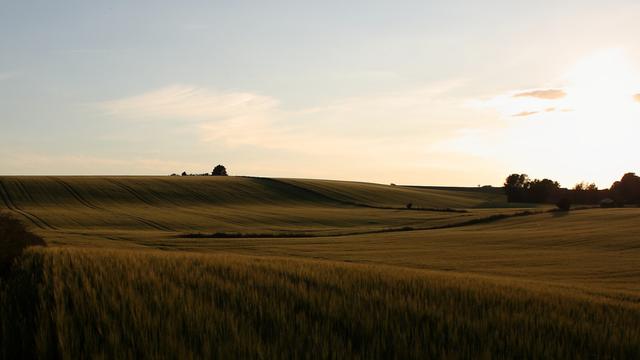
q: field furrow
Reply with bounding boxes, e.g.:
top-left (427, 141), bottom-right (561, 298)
top-left (0, 181), bottom-right (56, 230)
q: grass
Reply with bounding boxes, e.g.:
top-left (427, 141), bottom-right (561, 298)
top-left (1, 247), bottom-right (639, 359)
top-left (1, 176), bottom-right (639, 357)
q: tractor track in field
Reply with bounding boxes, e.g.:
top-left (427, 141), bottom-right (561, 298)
top-left (0, 180), bottom-right (57, 230)
top-left (15, 179), bottom-right (36, 203)
top-left (250, 177), bottom-right (467, 213)
top-left (158, 179), bottom-right (212, 205)
top-left (110, 182), bottom-right (178, 231)
top-left (250, 177), bottom-right (363, 207)
top-left (134, 218), bottom-right (174, 232)
top-left (51, 177), bottom-right (173, 232)
top-left (113, 178), bottom-right (183, 207)
top-left (52, 177), bottom-right (101, 210)
top-left (110, 178), bottom-right (219, 226)
top-left (107, 179), bottom-right (156, 206)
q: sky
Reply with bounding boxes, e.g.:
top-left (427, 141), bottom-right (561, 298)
top-left (1, 0), bottom-right (640, 187)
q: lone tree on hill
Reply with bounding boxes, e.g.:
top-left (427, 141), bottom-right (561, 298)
top-left (212, 165), bottom-right (228, 176)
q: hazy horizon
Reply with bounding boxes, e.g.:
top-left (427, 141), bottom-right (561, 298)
top-left (2, 1), bottom-right (640, 188)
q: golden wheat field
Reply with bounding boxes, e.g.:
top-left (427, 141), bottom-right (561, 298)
top-left (1, 176), bottom-right (639, 358)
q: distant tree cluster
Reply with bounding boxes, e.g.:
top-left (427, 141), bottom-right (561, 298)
top-left (610, 173), bottom-right (640, 205)
top-left (571, 182), bottom-right (600, 204)
top-left (503, 174), bottom-right (560, 203)
top-left (504, 172), bottom-right (640, 207)
top-left (171, 165), bottom-right (229, 177)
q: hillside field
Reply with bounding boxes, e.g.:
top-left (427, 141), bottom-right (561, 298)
top-left (1, 176), bottom-right (639, 357)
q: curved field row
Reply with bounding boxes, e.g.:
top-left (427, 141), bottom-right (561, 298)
top-left (0, 176), bottom-right (516, 237)
top-left (280, 178), bottom-right (509, 208)
top-left (0, 180), bottom-right (56, 230)
top-left (0, 176), bottom-right (507, 209)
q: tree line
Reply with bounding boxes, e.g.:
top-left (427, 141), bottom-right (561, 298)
top-left (171, 165), bottom-right (228, 177)
top-left (504, 172), bottom-right (640, 207)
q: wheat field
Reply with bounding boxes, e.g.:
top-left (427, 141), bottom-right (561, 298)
top-left (2, 248), bottom-right (639, 359)
top-left (1, 176), bottom-right (639, 357)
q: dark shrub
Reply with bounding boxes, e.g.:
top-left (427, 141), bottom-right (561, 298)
top-left (599, 198), bottom-right (617, 208)
top-left (0, 213), bottom-right (45, 276)
top-left (556, 198), bottom-right (571, 211)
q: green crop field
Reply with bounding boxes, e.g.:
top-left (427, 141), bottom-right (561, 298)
top-left (1, 176), bottom-right (639, 358)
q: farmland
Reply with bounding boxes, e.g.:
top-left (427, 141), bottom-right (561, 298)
top-left (1, 176), bottom-right (639, 357)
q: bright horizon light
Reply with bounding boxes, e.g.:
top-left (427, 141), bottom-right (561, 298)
top-left (458, 49), bottom-right (640, 189)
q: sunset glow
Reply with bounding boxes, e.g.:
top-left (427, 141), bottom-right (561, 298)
top-left (1, 2), bottom-right (639, 187)
top-left (458, 49), bottom-right (640, 187)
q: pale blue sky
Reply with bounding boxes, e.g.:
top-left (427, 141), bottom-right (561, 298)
top-left (2, 1), bottom-right (640, 186)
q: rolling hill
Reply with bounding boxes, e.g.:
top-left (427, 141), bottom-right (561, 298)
top-left (0, 176), bottom-right (505, 210)
top-left (0, 176), bottom-right (520, 245)
top-left (0, 175), bottom-right (635, 293)
top-left (1, 175), bottom-right (640, 357)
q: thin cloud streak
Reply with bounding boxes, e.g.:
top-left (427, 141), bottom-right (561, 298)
top-left (100, 85), bottom-right (279, 121)
top-left (513, 111), bottom-right (538, 117)
top-left (514, 89), bottom-right (566, 100)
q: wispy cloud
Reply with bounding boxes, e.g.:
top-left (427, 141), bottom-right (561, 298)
top-left (513, 111), bottom-right (538, 117)
top-left (98, 82), bottom-right (496, 169)
top-left (100, 85), bottom-right (278, 121)
top-left (476, 86), bottom-right (575, 120)
top-left (514, 89), bottom-right (566, 100)
top-left (634, 94), bottom-right (640, 103)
